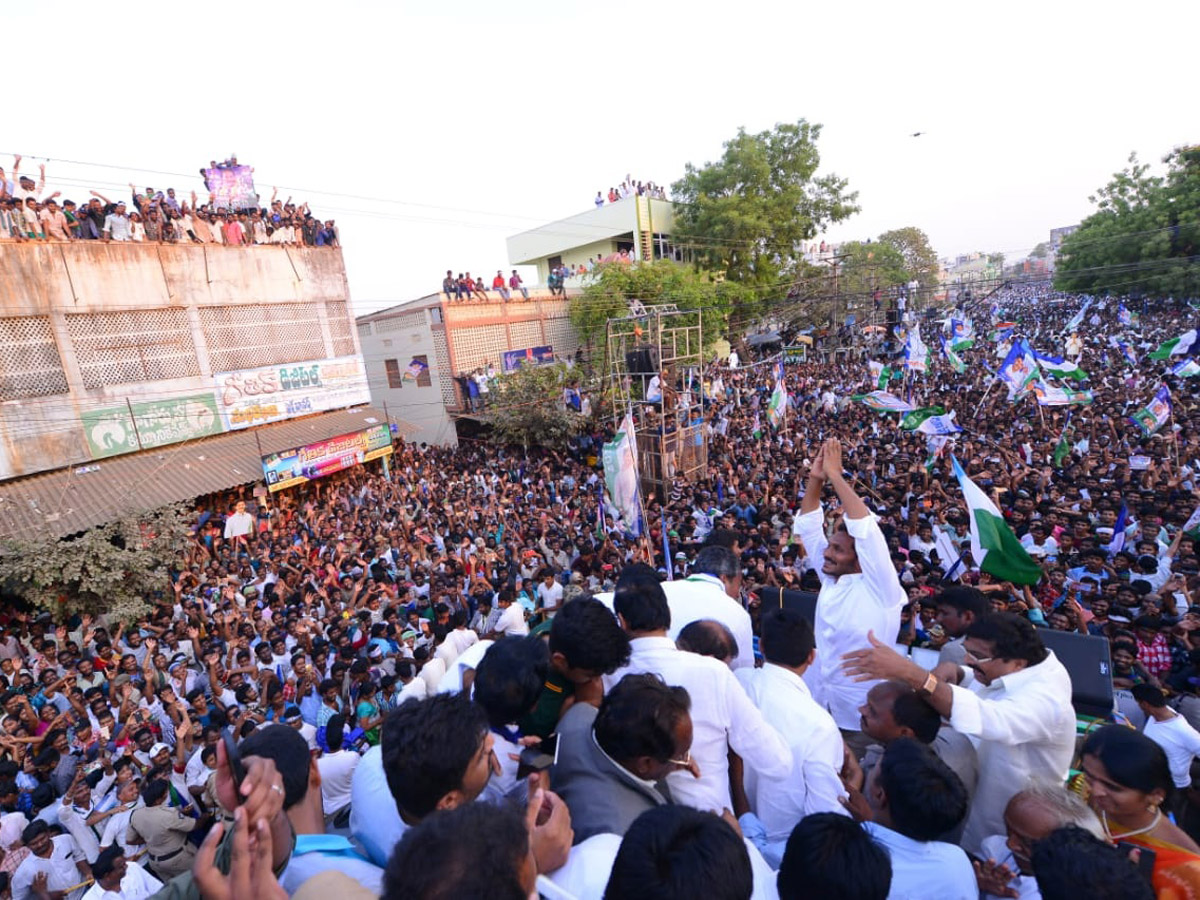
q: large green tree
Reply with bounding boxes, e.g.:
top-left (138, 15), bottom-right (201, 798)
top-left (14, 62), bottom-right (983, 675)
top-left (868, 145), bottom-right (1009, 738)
top-left (0, 503), bottom-right (192, 621)
top-left (835, 240), bottom-right (908, 299)
top-left (1055, 147), bottom-right (1200, 297)
top-left (670, 120), bottom-right (860, 289)
top-left (483, 362), bottom-right (587, 454)
top-left (570, 260), bottom-right (751, 354)
top-left (878, 226), bottom-right (941, 292)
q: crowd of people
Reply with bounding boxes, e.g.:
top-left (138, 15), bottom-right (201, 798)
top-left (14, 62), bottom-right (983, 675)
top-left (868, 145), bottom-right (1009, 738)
top-left (0, 156), bottom-right (338, 247)
top-left (594, 177), bottom-right (668, 206)
top-left (3, 283), bottom-right (1200, 898)
top-left (441, 270), bottom-right (531, 303)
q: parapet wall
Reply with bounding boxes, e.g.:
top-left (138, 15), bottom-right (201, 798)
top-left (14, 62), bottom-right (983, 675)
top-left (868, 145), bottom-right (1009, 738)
top-left (0, 243), bottom-right (359, 481)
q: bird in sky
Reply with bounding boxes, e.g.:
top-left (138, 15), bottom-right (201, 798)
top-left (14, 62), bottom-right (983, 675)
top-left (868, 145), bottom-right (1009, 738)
top-left (910, 132), bottom-right (926, 137)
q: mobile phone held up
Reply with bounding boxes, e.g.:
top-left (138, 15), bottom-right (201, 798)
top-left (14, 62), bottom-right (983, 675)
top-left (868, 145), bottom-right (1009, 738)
top-left (518, 734), bottom-right (560, 773)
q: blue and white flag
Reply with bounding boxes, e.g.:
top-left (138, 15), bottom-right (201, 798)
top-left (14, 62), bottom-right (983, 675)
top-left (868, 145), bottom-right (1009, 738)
top-left (997, 341), bottom-right (1040, 399)
top-left (905, 324), bottom-right (930, 373)
top-left (914, 411), bottom-right (963, 436)
top-left (1067, 297), bottom-right (1093, 331)
top-left (1130, 385), bottom-right (1172, 436)
top-left (1032, 348), bottom-right (1087, 381)
top-left (1171, 358), bottom-right (1200, 378)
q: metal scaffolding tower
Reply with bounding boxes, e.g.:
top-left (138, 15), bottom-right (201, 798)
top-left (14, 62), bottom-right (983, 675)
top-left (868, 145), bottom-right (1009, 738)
top-left (605, 305), bottom-right (708, 499)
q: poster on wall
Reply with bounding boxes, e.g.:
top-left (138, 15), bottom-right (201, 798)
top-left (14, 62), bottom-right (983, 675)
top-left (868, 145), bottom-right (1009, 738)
top-left (215, 355), bottom-right (370, 431)
top-left (82, 394), bottom-right (224, 460)
top-left (262, 424), bottom-right (393, 492)
top-left (501, 345), bottom-right (554, 373)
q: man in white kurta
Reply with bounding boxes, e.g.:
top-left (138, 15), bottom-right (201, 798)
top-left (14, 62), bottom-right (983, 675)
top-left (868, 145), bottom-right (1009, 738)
top-left (792, 438), bottom-right (906, 744)
top-left (662, 545), bottom-right (755, 671)
top-left (605, 572), bottom-right (792, 814)
top-left (841, 611), bottom-right (1077, 856)
top-left (736, 607), bottom-right (847, 867)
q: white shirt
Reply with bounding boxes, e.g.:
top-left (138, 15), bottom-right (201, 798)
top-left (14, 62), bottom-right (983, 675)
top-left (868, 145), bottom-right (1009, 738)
top-left (494, 603), bottom-right (529, 636)
top-left (863, 822), bottom-right (976, 900)
top-left (413, 656), bottom-right (444, 694)
top-left (663, 575), bottom-right (755, 671)
top-left (1144, 712), bottom-right (1200, 788)
top-left (736, 664), bottom-right (847, 855)
top-left (792, 508), bottom-right (906, 729)
top-left (57, 803), bottom-right (101, 863)
top-left (80, 862), bottom-right (162, 900)
top-left (604, 636), bottom-right (792, 812)
top-left (542, 831), bottom-right (779, 900)
top-left (317, 749), bottom-right (360, 815)
top-left (444, 627), bottom-right (480, 661)
top-left (948, 651), bottom-right (1076, 854)
top-left (223, 511), bottom-right (254, 539)
top-left (385, 679), bottom-right (424, 711)
top-left (1019, 534), bottom-right (1058, 559)
top-left (12, 835), bottom-right (86, 900)
top-left (978, 833), bottom-right (1041, 900)
top-left (537, 581), bottom-right (564, 613)
top-left (101, 802), bottom-right (143, 856)
top-left (437, 639), bottom-right (493, 694)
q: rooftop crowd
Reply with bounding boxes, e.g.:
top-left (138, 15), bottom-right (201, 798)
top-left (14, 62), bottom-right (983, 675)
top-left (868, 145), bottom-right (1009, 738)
top-left (594, 177), bottom-right (668, 206)
top-left (2, 282), bottom-right (1200, 898)
top-left (0, 156), bottom-right (339, 247)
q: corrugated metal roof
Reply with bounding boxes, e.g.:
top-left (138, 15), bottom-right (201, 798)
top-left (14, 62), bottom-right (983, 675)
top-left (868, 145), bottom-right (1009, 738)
top-left (0, 408), bottom-right (414, 540)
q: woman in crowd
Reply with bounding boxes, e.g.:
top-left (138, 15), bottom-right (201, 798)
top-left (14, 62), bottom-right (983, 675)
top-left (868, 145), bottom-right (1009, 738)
top-left (1080, 725), bottom-right (1200, 896)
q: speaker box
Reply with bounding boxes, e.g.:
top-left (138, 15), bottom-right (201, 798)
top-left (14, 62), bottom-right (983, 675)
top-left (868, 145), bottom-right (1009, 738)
top-left (625, 344), bottom-right (660, 376)
top-left (760, 588), bottom-right (819, 624)
top-left (1037, 628), bottom-right (1114, 719)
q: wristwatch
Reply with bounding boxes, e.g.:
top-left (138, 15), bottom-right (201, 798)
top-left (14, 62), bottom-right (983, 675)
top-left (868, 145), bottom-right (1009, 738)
top-left (919, 672), bottom-right (939, 697)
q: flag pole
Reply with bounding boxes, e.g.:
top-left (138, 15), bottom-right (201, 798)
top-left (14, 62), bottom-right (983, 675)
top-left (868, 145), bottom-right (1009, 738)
top-left (972, 379), bottom-right (998, 418)
top-left (1172, 408), bottom-right (1181, 470)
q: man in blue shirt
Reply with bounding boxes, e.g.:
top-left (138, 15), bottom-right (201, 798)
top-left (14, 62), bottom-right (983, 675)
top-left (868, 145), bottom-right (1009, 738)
top-left (240, 723), bottom-right (383, 895)
top-left (853, 738), bottom-right (976, 900)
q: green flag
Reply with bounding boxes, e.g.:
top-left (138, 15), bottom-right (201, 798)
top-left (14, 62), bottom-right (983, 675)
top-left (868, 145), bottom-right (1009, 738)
top-left (1185, 505), bottom-right (1200, 540)
top-left (900, 407), bottom-right (946, 431)
top-left (1053, 431), bottom-right (1071, 468)
top-left (1150, 330), bottom-right (1198, 360)
top-left (953, 457), bottom-right (1044, 585)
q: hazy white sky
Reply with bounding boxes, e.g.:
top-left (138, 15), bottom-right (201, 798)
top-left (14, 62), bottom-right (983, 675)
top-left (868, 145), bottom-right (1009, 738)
top-left (9, 0), bottom-right (1195, 315)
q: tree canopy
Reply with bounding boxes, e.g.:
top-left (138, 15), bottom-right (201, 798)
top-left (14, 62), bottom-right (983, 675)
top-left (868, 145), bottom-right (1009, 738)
top-left (0, 503), bottom-right (192, 621)
top-left (1055, 146), bottom-right (1200, 297)
top-left (670, 120), bottom-right (859, 289)
top-left (482, 361), bottom-right (588, 454)
top-left (835, 240), bottom-right (908, 299)
top-left (569, 260), bottom-right (753, 353)
top-left (830, 227), bottom-right (940, 303)
top-left (878, 227), bottom-right (941, 293)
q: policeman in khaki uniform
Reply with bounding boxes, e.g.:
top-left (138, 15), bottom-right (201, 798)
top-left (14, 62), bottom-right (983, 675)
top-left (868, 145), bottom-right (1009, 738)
top-left (126, 779), bottom-right (205, 880)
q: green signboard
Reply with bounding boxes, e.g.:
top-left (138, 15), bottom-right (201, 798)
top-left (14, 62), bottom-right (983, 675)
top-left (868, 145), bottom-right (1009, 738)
top-left (83, 394), bottom-right (224, 460)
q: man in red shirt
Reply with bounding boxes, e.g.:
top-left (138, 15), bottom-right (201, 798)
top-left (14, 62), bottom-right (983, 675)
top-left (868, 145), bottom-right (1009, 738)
top-left (492, 270), bottom-right (511, 302)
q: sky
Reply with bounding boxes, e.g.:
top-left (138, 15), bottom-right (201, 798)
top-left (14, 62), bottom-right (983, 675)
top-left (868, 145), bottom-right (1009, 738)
top-left (8, 1), bottom-right (1196, 316)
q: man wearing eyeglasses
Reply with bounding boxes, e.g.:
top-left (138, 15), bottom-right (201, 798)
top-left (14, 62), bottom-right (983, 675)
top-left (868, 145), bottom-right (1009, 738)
top-left (842, 611), bottom-right (1075, 856)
